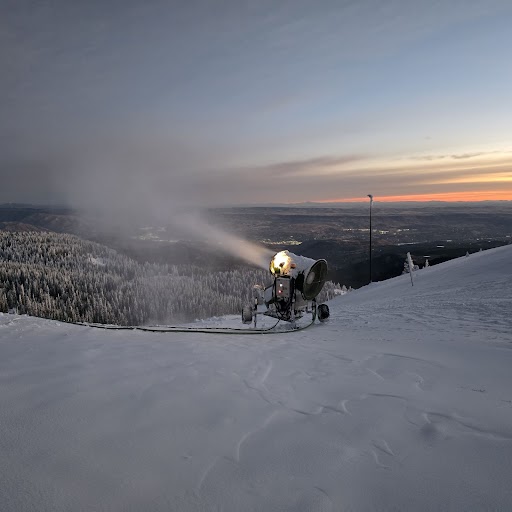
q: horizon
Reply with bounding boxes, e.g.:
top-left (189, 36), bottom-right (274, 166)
top-left (2, 198), bottom-right (512, 211)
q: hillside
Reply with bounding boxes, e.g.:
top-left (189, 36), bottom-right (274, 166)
top-left (0, 231), bottom-right (273, 324)
top-left (1, 245), bottom-right (511, 511)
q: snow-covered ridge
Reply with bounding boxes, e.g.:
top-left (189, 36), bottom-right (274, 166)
top-left (332, 243), bottom-right (512, 334)
top-left (1, 245), bottom-right (511, 511)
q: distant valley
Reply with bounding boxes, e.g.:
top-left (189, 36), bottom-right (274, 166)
top-left (1, 202), bottom-right (511, 289)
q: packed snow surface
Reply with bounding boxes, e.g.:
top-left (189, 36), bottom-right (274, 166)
top-left (1, 245), bottom-right (512, 511)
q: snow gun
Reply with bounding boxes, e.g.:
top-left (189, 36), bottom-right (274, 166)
top-left (242, 250), bottom-right (330, 327)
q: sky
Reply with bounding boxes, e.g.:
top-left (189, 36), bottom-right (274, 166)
top-left (2, 0), bottom-right (512, 213)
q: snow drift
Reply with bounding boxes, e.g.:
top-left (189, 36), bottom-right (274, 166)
top-left (1, 245), bottom-right (511, 511)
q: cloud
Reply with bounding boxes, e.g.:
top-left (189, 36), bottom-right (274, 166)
top-left (239, 154), bottom-right (367, 178)
top-left (450, 152), bottom-right (486, 160)
top-left (409, 151), bottom-right (497, 161)
top-left (2, 144), bottom-right (510, 218)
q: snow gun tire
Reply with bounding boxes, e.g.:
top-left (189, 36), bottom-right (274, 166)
top-left (318, 304), bottom-right (330, 322)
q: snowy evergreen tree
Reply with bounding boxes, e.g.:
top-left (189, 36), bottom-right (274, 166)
top-left (403, 253), bottom-right (419, 274)
top-left (403, 252), bottom-right (417, 286)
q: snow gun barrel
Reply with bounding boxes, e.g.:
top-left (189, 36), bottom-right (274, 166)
top-left (269, 250), bottom-right (328, 300)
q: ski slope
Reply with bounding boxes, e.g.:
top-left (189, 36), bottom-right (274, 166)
top-left (1, 245), bottom-right (511, 511)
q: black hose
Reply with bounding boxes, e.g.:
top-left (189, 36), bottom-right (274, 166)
top-left (73, 315), bottom-right (317, 335)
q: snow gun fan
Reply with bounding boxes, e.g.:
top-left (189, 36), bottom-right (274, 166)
top-left (242, 250), bottom-right (330, 328)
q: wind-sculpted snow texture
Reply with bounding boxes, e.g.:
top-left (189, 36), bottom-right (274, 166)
top-left (1, 245), bottom-right (511, 511)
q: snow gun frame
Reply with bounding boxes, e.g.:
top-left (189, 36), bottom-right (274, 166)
top-left (242, 250), bottom-right (330, 328)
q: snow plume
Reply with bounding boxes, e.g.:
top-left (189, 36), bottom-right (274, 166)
top-left (51, 143), bottom-right (274, 270)
top-left (175, 214), bottom-right (274, 270)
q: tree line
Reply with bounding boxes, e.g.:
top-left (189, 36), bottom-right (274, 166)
top-left (0, 232), bottom-right (341, 325)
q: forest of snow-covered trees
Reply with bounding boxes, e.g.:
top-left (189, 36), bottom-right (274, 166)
top-left (0, 232), bottom-right (341, 325)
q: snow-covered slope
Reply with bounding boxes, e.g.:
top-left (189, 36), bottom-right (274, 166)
top-left (1, 245), bottom-right (511, 511)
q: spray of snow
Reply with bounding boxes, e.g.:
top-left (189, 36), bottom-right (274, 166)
top-left (175, 214), bottom-right (274, 270)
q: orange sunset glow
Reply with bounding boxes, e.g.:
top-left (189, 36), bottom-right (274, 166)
top-left (322, 190), bottom-right (512, 203)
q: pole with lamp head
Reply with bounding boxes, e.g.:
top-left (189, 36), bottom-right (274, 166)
top-left (367, 194), bottom-right (373, 283)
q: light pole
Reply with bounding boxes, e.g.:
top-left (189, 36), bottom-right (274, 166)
top-left (367, 194), bottom-right (373, 284)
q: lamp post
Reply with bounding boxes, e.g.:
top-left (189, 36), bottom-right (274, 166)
top-left (367, 194), bottom-right (373, 284)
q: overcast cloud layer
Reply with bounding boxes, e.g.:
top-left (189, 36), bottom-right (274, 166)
top-left (2, 0), bottom-right (512, 214)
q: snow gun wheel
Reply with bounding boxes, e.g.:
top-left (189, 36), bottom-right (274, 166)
top-left (242, 306), bottom-right (253, 324)
top-left (317, 304), bottom-right (330, 322)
